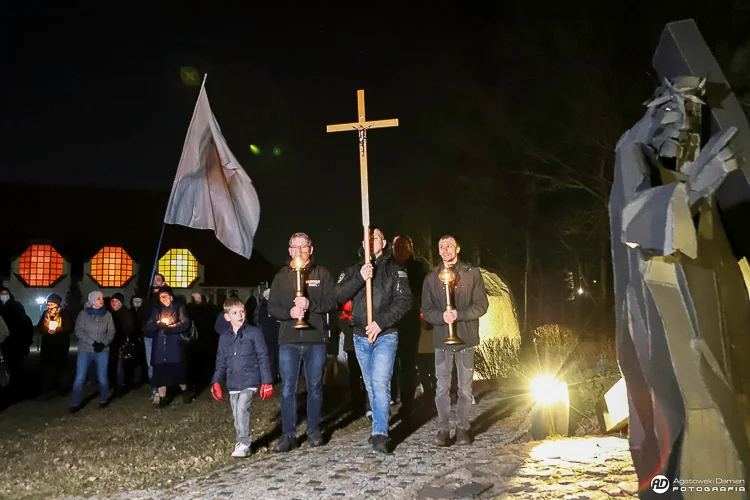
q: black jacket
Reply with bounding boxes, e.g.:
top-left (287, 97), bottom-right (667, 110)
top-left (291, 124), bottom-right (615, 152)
top-left (212, 319), bottom-right (272, 390)
top-left (267, 261), bottom-right (337, 344)
top-left (334, 245), bottom-right (412, 337)
top-left (421, 260), bottom-right (489, 351)
top-left (398, 257), bottom-right (430, 344)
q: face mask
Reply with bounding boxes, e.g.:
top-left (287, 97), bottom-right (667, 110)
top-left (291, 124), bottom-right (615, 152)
top-left (0, 296), bottom-right (9, 303)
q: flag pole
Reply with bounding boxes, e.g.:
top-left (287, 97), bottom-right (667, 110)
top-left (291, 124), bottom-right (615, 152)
top-left (148, 73), bottom-right (209, 289)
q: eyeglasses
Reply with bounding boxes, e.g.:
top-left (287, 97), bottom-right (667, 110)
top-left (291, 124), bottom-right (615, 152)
top-left (290, 245), bottom-right (310, 251)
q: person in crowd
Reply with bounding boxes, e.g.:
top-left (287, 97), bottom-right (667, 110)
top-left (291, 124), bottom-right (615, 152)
top-left (256, 288), bottom-right (280, 383)
top-left (334, 227), bottom-right (412, 453)
top-left (70, 291), bottom-right (116, 413)
top-left (143, 286), bottom-right (192, 408)
top-left (129, 296), bottom-right (146, 387)
top-left (140, 274), bottom-right (166, 397)
top-left (338, 300), bottom-right (368, 416)
top-left (36, 294), bottom-right (73, 399)
top-left (186, 292), bottom-right (219, 391)
top-left (109, 293), bottom-right (137, 396)
top-left (0, 287), bottom-right (33, 402)
top-left (391, 234), bottom-right (430, 422)
top-left (210, 297), bottom-right (273, 458)
top-left (267, 232), bottom-right (337, 452)
top-left (421, 234), bottom-right (488, 446)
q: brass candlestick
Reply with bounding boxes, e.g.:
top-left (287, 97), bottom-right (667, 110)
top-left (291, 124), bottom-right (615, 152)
top-left (292, 255), bottom-right (309, 329)
top-left (439, 266), bottom-right (464, 345)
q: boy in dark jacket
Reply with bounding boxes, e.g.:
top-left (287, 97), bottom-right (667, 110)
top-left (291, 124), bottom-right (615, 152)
top-left (211, 297), bottom-right (274, 458)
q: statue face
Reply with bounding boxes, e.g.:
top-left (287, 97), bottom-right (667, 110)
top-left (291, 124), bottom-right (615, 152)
top-left (648, 76), bottom-right (706, 170)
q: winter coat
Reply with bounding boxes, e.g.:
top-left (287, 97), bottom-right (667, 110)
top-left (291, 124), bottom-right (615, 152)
top-left (75, 306), bottom-right (116, 353)
top-left (37, 309), bottom-right (74, 352)
top-left (421, 260), bottom-right (489, 351)
top-left (144, 301), bottom-right (190, 365)
top-left (398, 256), bottom-right (430, 346)
top-left (212, 318), bottom-right (273, 391)
top-left (267, 261), bottom-right (337, 344)
top-left (0, 289), bottom-right (33, 361)
top-left (334, 245), bottom-right (412, 338)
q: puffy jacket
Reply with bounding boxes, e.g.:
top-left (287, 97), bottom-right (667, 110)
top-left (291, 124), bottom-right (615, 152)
top-left (212, 317), bottom-right (272, 390)
top-left (334, 245), bottom-right (412, 337)
top-left (267, 261), bottom-right (337, 344)
top-left (75, 306), bottom-right (116, 353)
top-left (421, 260), bottom-right (489, 351)
top-left (144, 302), bottom-right (190, 365)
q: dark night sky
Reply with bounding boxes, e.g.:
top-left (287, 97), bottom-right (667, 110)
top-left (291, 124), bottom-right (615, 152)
top-left (0, 2), bottom-right (739, 278)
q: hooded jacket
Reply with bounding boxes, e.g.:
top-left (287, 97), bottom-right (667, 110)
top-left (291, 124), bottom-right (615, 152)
top-left (421, 260), bottom-right (489, 351)
top-left (212, 317), bottom-right (272, 390)
top-left (333, 244), bottom-right (412, 337)
top-left (267, 260), bottom-right (337, 344)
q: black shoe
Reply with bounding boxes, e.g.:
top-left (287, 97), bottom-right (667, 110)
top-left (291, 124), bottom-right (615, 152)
top-left (371, 434), bottom-right (390, 454)
top-left (182, 391), bottom-right (193, 404)
top-left (99, 401), bottom-right (109, 409)
top-left (307, 431), bottom-right (324, 448)
top-left (455, 428), bottom-right (471, 445)
top-left (434, 430), bottom-right (451, 447)
top-left (69, 406), bottom-right (81, 415)
top-left (273, 434), bottom-right (298, 453)
top-left (153, 396), bottom-right (165, 409)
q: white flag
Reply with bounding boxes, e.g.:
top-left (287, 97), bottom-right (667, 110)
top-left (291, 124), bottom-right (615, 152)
top-left (164, 83), bottom-right (260, 259)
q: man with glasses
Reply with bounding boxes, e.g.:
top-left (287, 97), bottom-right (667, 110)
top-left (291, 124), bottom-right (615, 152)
top-left (268, 232), bottom-right (337, 452)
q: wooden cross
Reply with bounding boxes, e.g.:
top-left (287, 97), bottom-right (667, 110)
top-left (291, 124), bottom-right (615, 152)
top-left (327, 89), bottom-right (399, 326)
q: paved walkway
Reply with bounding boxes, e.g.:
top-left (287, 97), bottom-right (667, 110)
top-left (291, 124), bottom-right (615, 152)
top-left (86, 392), bottom-right (638, 499)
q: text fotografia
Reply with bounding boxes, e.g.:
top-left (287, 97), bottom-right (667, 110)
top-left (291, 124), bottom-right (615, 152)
top-left (672, 477), bottom-right (745, 493)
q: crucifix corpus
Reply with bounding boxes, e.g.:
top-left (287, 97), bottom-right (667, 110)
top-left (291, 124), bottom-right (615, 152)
top-left (327, 89), bottom-right (398, 325)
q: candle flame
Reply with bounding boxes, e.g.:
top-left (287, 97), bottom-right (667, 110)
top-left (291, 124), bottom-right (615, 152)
top-left (48, 320), bottom-right (59, 331)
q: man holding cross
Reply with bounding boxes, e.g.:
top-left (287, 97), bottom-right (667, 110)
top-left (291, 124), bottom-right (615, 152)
top-left (334, 227), bottom-right (412, 453)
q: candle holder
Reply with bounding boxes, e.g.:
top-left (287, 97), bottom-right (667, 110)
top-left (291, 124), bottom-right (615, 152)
top-left (439, 266), bottom-right (464, 345)
top-left (292, 255), bottom-right (310, 329)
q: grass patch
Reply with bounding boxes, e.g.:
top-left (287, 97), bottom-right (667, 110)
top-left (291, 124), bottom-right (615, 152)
top-left (0, 385), bottom-right (367, 499)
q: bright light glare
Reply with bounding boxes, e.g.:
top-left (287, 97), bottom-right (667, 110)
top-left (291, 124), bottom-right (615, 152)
top-left (35, 296), bottom-right (46, 305)
top-left (577, 287), bottom-right (584, 295)
top-left (531, 375), bottom-right (569, 405)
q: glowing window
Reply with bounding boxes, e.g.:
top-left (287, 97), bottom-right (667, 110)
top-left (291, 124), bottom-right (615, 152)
top-left (158, 249), bottom-right (199, 288)
top-left (18, 244), bottom-right (64, 287)
top-left (90, 246), bottom-right (134, 287)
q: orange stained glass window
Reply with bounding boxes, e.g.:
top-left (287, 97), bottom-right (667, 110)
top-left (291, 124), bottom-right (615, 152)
top-left (158, 249), bottom-right (199, 288)
top-left (90, 246), bottom-right (134, 287)
top-left (18, 244), bottom-right (64, 287)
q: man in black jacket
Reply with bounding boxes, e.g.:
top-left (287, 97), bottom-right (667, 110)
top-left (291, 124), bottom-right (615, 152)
top-left (334, 228), bottom-right (412, 453)
top-left (421, 234), bottom-right (488, 447)
top-left (268, 232), bottom-right (337, 453)
top-left (392, 234), bottom-right (430, 421)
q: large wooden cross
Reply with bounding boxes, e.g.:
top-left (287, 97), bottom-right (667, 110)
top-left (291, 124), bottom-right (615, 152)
top-left (327, 89), bottom-right (398, 325)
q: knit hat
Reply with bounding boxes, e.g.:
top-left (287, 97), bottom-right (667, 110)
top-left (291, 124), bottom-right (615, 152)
top-left (111, 292), bottom-right (125, 305)
top-left (88, 291), bottom-right (103, 304)
top-left (47, 293), bottom-right (63, 306)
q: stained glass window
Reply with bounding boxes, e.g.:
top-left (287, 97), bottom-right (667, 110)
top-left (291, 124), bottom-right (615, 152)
top-left (158, 249), bottom-right (199, 288)
top-left (90, 247), bottom-right (134, 287)
top-left (18, 244), bottom-right (64, 287)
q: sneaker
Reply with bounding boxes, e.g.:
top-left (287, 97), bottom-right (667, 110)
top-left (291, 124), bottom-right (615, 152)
top-left (273, 434), bottom-right (298, 453)
top-left (307, 431), bottom-right (324, 448)
top-left (365, 410), bottom-right (373, 421)
top-left (433, 429), bottom-right (451, 447)
top-left (455, 428), bottom-right (472, 446)
top-left (231, 442), bottom-right (250, 458)
top-left (371, 434), bottom-right (390, 454)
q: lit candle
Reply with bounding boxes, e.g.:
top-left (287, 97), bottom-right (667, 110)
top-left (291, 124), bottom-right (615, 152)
top-left (48, 320), bottom-right (59, 331)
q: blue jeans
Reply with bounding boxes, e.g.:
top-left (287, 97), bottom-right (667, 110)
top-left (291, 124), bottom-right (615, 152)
top-left (71, 351), bottom-right (109, 407)
top-left (278, 343), bottom-right (326, 436)
top-left (354, 333), bottom-right (398, 436)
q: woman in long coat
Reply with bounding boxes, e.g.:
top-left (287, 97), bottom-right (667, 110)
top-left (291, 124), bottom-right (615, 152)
top-left (144, 286), bottom-right (192, 408)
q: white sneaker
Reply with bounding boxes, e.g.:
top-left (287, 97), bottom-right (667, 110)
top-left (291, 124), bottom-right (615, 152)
top-left (231, 442), bottom-right (250, 458)
top-left (365, 410), bottom-right (373, 420)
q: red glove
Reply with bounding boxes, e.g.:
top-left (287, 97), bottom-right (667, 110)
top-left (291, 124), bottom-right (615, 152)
top-left (259, 384), bottom-right (273, 400)
top-left (211, 383), bottom-right (223, 401)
